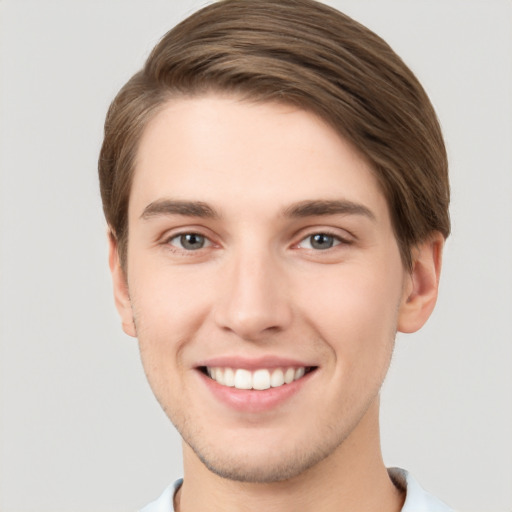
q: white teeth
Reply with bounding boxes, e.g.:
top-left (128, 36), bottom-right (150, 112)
top-left (234, 369), bottom-right (252, 389)
top-left (216, 368), bottom-right (225, 386)
top-left (252, 369), bottom-right (271, 390)
top-left (295, 367), bottom-right (305, 380)
top-left (270, 368), bottom-right (285, 387)
top-left (284, 367), bottom-right (295, 384)
top-left (206, 366), bottom-right (310, 390)
top-left (223, 367), bottom-right (235, 387)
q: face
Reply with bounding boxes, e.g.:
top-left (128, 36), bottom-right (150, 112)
top-left (111, 95), bottom-right (435, 483)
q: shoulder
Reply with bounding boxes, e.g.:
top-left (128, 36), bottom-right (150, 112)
top-left (388, 467), bottom-right (455, 512)
top-left (139, 472), bottom-right (454, 512)
top-left (138, 479), bottom-right (182, 512)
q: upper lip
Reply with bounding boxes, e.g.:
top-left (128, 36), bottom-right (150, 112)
top-left (195, 355), bottom-right (317, 370)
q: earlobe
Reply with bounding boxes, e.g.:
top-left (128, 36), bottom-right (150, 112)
top-left (397, 232), bottom-right (444, 334)
top-left (108, 232), bottom-right (137, 338)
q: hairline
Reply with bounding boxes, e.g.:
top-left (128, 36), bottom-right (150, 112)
top-left (115, 88), bottom-right (418, 272)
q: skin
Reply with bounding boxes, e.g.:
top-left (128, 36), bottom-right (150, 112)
top-left (109, 95), bottom-right (443, 512)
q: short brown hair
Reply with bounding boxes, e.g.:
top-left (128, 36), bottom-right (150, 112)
top-left (98, 0), bottom-right (450, 270)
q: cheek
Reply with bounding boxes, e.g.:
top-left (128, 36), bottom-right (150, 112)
top-left (130, 260), bottom-right (211, 332)
top-left (127, 265), bottom-right (213, 395)
top-left (297, 261), bottom-right (404, 361)
top-left (130, 274), bottom-right (205, 408)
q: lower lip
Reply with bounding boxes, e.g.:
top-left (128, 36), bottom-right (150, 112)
top-left (198, 370), bottom-right (314, 413)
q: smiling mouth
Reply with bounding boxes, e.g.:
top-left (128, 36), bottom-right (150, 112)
top-left (199, 366), bottom-right (317, 390)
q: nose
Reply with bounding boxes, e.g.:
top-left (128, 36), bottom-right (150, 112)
top-left (213, 247), bottom-right (293, 341)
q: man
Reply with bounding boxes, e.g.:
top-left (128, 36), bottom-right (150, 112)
top-left (98, 1), bottom-right (453, 510)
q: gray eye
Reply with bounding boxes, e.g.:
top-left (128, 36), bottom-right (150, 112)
top-left (177, 233), bottom-right (207, 250)
top-left (309, 233), bottom-right (335, 250)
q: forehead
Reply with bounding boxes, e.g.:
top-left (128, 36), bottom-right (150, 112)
top-left (130, 94), bottom-right (388, 221)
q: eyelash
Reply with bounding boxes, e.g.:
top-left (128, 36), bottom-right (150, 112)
top-left (165, 232), bottom-right (213, 252)
top-left (163, 230), bottom-right (352, 253)
top-left (296, 231), bottom-right (352, 251)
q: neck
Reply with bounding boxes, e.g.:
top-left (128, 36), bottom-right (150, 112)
top-left (176, 398), bottom-right (404, 512)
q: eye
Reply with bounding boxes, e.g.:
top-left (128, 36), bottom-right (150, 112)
top-left (168, 233), bottom-right (211, 251)
top-left (298, 233), bottom-right (342, 250)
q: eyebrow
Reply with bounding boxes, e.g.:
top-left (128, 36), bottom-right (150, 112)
top-left (282, 199), bottom-right (376, 221)
top-left (139, 198), bottom-right (376, 222)
top-left (140, 199), bottom-right (220, 220)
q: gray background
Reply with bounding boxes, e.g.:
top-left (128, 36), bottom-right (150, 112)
top-left (1, 1), bottom-right (511, 511)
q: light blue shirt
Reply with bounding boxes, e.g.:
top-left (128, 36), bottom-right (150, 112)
top-left (140, 468), bottom-right (454, 512)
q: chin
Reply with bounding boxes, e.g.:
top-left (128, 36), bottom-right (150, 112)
top-left (184, 430), bottom-right (342, 484)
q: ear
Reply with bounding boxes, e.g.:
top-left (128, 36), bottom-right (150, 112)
top-left (108, 232), bottom-right (137, 338)
top-left (397, 232), bottom-right (444, 334)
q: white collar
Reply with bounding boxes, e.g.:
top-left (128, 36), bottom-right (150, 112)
top-left (388, 468), bottom-right (454, 512)
top-left (140, 469), bottom-right (454, 512)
